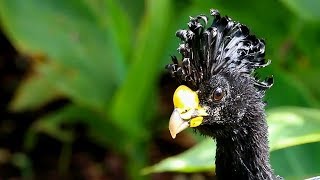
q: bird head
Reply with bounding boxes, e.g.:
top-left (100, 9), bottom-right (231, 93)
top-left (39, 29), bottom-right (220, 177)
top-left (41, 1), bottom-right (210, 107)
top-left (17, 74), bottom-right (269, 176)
top-left (166, 9), bottom-right (273, 139)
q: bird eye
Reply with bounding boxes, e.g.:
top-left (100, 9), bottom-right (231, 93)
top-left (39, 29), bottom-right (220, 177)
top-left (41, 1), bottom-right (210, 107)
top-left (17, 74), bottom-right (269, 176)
top-left (213, 87), bottom-right (224, 101)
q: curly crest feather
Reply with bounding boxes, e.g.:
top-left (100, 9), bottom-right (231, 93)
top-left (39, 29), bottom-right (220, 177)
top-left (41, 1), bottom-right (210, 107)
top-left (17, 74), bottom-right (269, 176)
top-left (166, 9), bottom-right (273, 90)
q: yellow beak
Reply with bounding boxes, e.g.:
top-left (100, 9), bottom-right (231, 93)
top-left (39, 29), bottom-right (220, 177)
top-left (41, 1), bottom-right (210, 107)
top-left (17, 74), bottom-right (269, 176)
top-left (168, 85), bottom-right (208, 139)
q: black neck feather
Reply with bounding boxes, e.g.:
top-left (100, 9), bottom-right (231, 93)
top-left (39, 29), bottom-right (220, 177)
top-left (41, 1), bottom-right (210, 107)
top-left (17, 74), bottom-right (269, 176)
top-left (214, 112), bottom-right (277, 180)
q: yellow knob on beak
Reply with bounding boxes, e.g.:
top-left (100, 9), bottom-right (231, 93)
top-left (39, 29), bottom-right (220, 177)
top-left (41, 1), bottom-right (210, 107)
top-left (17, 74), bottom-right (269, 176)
top-left (168, 85), bottom-right (208, 139)
top-left (173, 85), bottom-right (199, 110)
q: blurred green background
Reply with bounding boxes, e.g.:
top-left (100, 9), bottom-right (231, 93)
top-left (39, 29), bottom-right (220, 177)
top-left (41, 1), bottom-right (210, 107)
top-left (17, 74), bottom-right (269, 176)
top-left (0, 0), bottom-right (319, 179)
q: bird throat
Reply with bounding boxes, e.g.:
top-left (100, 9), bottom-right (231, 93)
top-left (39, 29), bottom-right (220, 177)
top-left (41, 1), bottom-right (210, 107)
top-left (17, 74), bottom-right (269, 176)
top-left (214, 120), bottom-right (276, 180)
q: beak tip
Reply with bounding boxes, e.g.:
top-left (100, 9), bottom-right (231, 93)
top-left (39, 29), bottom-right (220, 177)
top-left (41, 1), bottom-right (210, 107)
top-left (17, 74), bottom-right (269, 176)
top-left (170, 131), bottom-right (177, 139)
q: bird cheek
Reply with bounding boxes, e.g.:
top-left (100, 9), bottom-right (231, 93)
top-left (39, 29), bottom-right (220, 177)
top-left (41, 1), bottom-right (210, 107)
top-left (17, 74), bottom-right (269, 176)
top-left (211, 107), bottom-right (222, 122)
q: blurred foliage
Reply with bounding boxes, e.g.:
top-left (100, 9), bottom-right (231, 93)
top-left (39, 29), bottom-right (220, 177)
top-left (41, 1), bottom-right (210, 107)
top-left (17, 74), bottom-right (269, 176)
top-left (0, 0), bottom-right (319, 179)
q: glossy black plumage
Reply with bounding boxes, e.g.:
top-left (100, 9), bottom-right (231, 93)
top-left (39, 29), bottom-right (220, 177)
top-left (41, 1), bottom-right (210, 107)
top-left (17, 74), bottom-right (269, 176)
top-left (166, 9), bottom-right (281, 180)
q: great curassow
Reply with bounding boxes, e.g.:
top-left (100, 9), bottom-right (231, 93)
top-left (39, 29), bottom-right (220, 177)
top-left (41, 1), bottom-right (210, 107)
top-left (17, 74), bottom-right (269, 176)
top-left (165, 9), bottom-right (279, 180)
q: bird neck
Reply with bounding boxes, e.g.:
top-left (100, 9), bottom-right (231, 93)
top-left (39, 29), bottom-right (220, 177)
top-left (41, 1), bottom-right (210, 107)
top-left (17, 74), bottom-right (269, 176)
top-left (214, 116), bottom-right (275, 180)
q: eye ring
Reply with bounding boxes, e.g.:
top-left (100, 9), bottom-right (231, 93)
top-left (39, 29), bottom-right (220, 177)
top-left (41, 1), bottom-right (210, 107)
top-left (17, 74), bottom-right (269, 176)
top-left (213, 87), bottom-right (224, 101)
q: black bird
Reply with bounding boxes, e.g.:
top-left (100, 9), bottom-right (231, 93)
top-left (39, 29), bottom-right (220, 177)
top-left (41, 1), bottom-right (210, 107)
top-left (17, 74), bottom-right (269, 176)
top-left (165, 9), bottom-right (279, 180)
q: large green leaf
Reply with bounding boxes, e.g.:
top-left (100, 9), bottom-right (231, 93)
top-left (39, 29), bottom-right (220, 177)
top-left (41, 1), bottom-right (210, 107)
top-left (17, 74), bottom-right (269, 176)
top-left (268, 107), bottom-right (320, 150)
top-left (271, 142), bottom-right (320, 180)
top-left (0, 0), bottom-right (141, 155)
top-left (142, 139), bottom-right (215, 174)
top-left (143, 107), bottom-right (320, 177)
top-left (0, 0), bottom-right (126, 111)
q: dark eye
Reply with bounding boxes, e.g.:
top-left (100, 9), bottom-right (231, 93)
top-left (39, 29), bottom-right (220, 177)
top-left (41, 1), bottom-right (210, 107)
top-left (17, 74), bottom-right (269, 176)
top-left (213, 87), bottom-right (224, 101)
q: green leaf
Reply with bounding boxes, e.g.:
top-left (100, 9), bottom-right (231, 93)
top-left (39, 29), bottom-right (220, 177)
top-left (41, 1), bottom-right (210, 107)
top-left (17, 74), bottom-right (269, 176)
top-left (0, 0), bottom-right (125, 111)
top-left (110, 0), bottom-right (173, 140)
top-left (268, 107), bottom-right (320, 151)
top-left (143, 107), bottom-right (320, 175)
top-left (103, 0), bottom-right (133, 63)
top-left (279, 0), bottom-right (320, 22)
top-left (271, 142), bottom-right (320, 179)
top-left (109, 1), bottom-right (175, 179)
top-left (141, 139), bottom-right (215, 174)
top-left (9, 68), bottom-right (61, 111)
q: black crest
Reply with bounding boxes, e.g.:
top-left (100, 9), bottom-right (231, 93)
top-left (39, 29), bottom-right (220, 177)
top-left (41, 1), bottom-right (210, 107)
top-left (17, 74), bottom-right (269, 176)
top-left (166, 9), bottom-right (273, 90)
